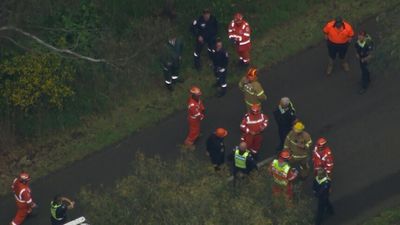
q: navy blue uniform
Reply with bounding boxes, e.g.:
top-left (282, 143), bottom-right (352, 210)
top-left (313, 176), bottom-right (334, 225)
top-left (211, 47), bottom-right (229, 95)
top-left (191, 15), bottom-right (218, 69)
top-left (206, 133), bottom-right (226, 169)
top-left (355, 35), bottom-right (373, 91)
top-left (273, 104), bottom-right (296, 151)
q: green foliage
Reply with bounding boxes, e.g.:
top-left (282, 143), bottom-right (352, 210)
top-left (0, 53), bottom-right (75, 111)
top-left (80, 153), bottom-right (313, 225)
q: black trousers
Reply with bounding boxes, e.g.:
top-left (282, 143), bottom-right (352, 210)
top-left (278, 127), bottom-right (291, 151)
top-left (327, 41), bottom-right (349, 60)
top-left (360, 60), bottom-right (370, 89)
top-left (162, 63), bottom-right (179, 85)
top-left (194, 38), bottom-right (215, 63)
top-left (315, 196), bottom-right (334, 225)
top-left (214, 68), bottom-right (227, 88)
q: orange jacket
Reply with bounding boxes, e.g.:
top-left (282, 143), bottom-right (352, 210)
top-left (12, 178), bottom-right (33, 205)
top-left (228, 20), bottom-right (251, 46)
top-left (240, 112), bottom-right (268, 134)
top-left (312, 146), bottom-right (334, 175)
top-left (323, 20), bottom-right (354, 44)
top-left (187, 97), bottom-right (205, 121)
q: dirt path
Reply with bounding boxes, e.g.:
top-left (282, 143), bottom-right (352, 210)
top-left (1, 15), bottom-right (399, 225)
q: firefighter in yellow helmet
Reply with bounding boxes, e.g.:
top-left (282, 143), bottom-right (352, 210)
top-left (238, 68), bottom-right (267, 110)
top-left (284, 121), bottom-right (312, 178)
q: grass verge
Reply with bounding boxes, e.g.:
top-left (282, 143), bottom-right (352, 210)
top-left (80, 152), bottom-right (313, 225)
top-left (363, 206), bottom-right (400, 225)
top-left (1, 0), bottom-right (399, 196)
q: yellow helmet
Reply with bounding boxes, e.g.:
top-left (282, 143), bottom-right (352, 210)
top-left (293, 122), bottom-right (305, 133)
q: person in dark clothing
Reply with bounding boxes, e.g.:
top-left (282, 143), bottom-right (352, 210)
top-left (313, 169), bottom-right (334, 225)
top-left (273, 97), bottom-right (296, 151)
top-left (228, 142), bottom-right (258, 178)
top-left (160, 37), bottom-right (184, 91)
top-left (50, 195), bottom-right (75, 225)
top-left (355, 31), bottom-right (374, 94)
top-left (206, 128), bottom-right (228, 170)
top-left (191, 8), bottom-right (218, 70)
top-left (211, 38), bottom-right (229, 97)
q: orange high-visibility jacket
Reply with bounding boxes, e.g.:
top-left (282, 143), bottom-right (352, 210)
top-left (228, 20), bottom-right (251, 46)
top-left (323, 20), bottom-right (354, 44)
top-left (187, 97), bottom-right (205, 121)
top-left (12, 178), bottom-right (33, 205)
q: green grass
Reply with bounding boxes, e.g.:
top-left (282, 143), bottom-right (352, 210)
top-left (0, 0), bottom-right (399, 196)
top-left (363, 206), bottom-right (400, 225)
top-left (80, 152), bottom-right (313, 225)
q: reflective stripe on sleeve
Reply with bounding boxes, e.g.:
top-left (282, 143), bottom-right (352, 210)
top-left (239, 39), bottom-right (250, 45)
top-left (257, 91), bottom-right (264, 96)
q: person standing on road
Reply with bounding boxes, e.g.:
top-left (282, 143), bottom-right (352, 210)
top-left (184, 86), bottom-right (205, 150)
top-left (273, 97), bottom-right (297, 152)
top-left (269, 149), bottom-right (298, 202)
top-left (10, 172), bottom-right (37, 225)
top-left (160, 37), bottom-right (184, 91)
top-left (355, 30), bottom-right (374, 94)
top-left (312, 137), bottom-right (334, 178)
top-left (238, 68), bottom-right (267, 110)
top-left (284, 121), bottom-right (312, 179)
top-left (206, 128), bottom-right (228, 171)
top-left (50, 195), bottom-right (75, 225)
top-left (228, 13), bottom-right (251, 66)
top-left (313, 168), bottom-right (334, 225)
top-left (229, 142), bottom-right (258, 178)
top-left (240, 104), bottom-right (269, 160)
top-left (191, 8), bottom-right (218, 70)
top-left (211, 38), bottom-right (229, 97)
top-left (323, 16), bottom-right (354, 75)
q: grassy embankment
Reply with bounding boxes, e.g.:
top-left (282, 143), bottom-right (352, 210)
top-left (80, 153), bottom-right (313, 225)
top-left (0, 0), bottom-right (399, 195)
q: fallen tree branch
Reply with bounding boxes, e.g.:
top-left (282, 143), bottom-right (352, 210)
top-left (0, 25), bottom-right (118, 68)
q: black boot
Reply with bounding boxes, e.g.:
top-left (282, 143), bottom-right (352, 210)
top-left (194, 58), bottom-right (201, 71)
top-left (165, 83), bottom-right (173, 91)
top-left (173, 76), bottom-right (184, 83)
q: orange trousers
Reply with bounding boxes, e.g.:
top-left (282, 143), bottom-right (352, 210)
top-left (184, 118), bottom-right (201, 145)
top-left (241, 133), bottom-right (263, 153)
top-left (11, 202), bottom-right (31, 225)
top-left (272, 183), bottom-right (293, 200)
top-left (236, 44), bottom-right (251, 64)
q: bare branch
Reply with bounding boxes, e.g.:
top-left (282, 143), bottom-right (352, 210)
top-left (0, 25), bottom-right (118, 68)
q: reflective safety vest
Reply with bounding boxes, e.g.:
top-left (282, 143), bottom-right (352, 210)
top-left (316, 176), bottom-right (330, 185)
top-left (271, 159), bottom-right (291, 186)
top-left (50, 201), bottom-right (63, 221)
top-left (234, 149), bottom-right (249, 169)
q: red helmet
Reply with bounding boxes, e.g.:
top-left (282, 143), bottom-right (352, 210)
top-left (234, 13), bottom-right (243, 23)
top-left (316, 137), bottom-right (327, 148)
top-left (279, 149), bottom-right (291, 160)
top-left (215, 128), bottom-right (228, 138)
top-left (190, 86), bottom-right (202, 96)
top-left (250, 104), bottom-right (261, 114)
top-left (247, 68), bottom-right (258, 81)
top-left (19, 172), bottom-right (31, 182)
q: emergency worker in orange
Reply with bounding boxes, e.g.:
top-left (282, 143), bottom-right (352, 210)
top-left (228, 13), bottom-right (251, 66)
top-left (323, 16), bottom-right (354, 75)
top-left (269, 149), bottom-right (298, 201)
top-left (184, 86), bottom-right (205, 149)
top-left (10, 172), bottom-right (37, 225)
top-left (240, 104), bottom-right (268, 160)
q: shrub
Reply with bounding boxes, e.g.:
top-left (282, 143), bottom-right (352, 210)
top-left (80, 153), bottom-right (313, 225)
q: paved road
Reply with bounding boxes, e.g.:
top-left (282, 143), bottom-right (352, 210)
top-left (1, 16), bottom-right (400, 225)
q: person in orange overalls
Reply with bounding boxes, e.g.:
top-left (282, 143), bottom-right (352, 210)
top-left (10, 172), bottom-right (37, 225)
top-left (184, 86), bottom-right (205, 150)
top-left (228, 13), bottom-right (251, 66)
top-left (240, 104), bottom-right (268, 160)
top-left (312, 137), bottom-right (334, 178)
top-left (323, 16), bottom-right (354, 75)
top-left (269, 149), bottom-right (298, 201)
